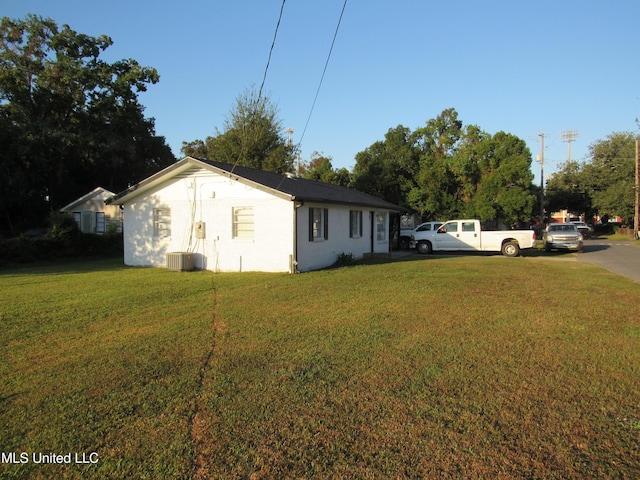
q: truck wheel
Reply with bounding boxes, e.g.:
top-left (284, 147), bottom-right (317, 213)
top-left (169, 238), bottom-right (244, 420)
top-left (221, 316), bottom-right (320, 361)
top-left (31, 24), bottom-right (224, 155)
top-left (502, 241), bottom-right (520, 257)
top-left (417, 241), bottom-right (432, 254)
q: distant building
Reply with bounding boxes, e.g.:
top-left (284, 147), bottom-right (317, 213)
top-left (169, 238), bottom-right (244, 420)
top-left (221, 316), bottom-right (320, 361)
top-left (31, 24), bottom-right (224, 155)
top-left (60, 187), bottom-right (121, 234)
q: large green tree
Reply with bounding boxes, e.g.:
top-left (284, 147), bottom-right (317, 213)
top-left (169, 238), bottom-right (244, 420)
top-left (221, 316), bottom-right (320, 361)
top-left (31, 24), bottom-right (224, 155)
top-left (463, 131), bottom-right (536, 224)
top-left (409, 109), bottom-right (466, 219)
top-left (0, 14), bottom-right (175, 234)
top-left (182, 88), bottom-right (294, 174)
top-left (544, 131), bottom-right (637, 224)
top-left (585, 132), bottom-right (636, 223)
top-left (300, 152), bottom-right (351, 187)
top-left (351, 125), bottom-right (420, 209)
top-left (353, 108), bottom-right (536, 224)
top-left (544, 160), bottom-right (593, 219)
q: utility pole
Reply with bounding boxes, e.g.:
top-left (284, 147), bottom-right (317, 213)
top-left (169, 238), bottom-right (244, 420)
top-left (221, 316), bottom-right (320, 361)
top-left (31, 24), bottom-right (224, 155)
top-left (560, 130), bottom-right (579, 162)
top-left (635, 139), bottom-right (639, 239)
top-left (285, 127), bottom-right (299, 176)
top-left (536, 132), bottom-right (546, 224)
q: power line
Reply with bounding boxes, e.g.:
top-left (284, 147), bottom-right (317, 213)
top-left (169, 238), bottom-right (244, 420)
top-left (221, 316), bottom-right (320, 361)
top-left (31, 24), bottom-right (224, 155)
top-left (258, 0), bottom-right (287, 101)
top-left (232, 0), bottom-right (286, 174)
top-left (297, 0), bottom-right (348, 150)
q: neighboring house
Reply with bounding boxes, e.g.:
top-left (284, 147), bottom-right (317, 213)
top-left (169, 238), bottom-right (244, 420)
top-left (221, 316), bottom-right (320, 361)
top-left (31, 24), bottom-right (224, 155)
top-left (59, 187), bottom-right (121, 234)
top-left (106, 157), bottom-right (404, 273)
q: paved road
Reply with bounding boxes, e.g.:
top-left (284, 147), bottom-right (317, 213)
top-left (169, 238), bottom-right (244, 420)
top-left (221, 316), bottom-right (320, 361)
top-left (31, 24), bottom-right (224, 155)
top-left (577, 239), bottom-right (640, 283)
top-left (393, 239), bottom-right (640, 284)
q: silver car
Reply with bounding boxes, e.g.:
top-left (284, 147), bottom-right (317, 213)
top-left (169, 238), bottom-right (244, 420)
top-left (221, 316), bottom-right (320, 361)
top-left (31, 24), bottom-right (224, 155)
top-left (544, 223), bottom-right (583, 252)
top-left (571, 221), bottom-right (593, 239)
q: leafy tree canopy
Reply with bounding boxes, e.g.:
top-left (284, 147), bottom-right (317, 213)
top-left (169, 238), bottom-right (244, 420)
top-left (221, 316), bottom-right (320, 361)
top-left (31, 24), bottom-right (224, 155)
top-left (300, 152), bottom-right (351, 187)
top-left (353, 109), bottom-right (535, 225)
top-left (182, 88), bottom-right (295, 174)
top-left (546, 131), bottom-right (637, 224)
top-left (352, 125), bottom-right (420, 208)
top-left (0, 14), bottom-right (175, 234)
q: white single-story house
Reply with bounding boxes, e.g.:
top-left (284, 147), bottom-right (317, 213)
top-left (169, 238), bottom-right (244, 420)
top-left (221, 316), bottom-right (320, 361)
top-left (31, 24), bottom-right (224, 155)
top-left (106, 156), bottom-right (404, 273)
top-left (59, 187), bottom-right (121, 234)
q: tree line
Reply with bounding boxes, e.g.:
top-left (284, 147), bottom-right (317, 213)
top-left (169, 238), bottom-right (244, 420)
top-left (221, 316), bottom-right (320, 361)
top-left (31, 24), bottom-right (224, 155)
top-left (3, 15), bottom-right (635, 237)
top-left (0, 15), bottom-right (175, 235)
top-left (545, 131), bottom-right (637, 225)
top-left (184, 98), bottom-right (538, 227)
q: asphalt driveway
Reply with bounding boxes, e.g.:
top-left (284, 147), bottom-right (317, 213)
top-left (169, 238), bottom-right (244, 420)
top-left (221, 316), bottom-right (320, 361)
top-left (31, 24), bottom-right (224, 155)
top-left (393, 238), bottom-right (640, 284)
top-left (577, 239), bottom-right (640, 283)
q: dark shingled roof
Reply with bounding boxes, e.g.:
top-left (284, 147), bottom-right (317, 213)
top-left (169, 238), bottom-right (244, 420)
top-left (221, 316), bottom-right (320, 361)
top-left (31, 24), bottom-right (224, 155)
top-left (201, 159), bottom-right (404, 211)
top-left (108, 157), bottom-right (404, 212)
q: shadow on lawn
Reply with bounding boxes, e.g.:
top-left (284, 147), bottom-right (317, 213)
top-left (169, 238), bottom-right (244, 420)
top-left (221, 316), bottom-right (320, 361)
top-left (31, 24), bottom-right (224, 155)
top-left (360, 246), bottom-right (588, 266)
top-left (0, 256), bottom-right (129, 276)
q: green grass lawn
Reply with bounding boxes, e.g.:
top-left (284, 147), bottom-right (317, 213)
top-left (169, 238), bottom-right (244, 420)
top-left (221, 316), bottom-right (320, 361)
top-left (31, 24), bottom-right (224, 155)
top-left (1, 256), bottom-right (639, 479)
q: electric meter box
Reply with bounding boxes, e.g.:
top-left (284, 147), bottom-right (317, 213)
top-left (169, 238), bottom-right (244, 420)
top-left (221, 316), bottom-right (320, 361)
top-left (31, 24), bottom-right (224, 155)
top-left (195, 221), bottom-right (206, 239)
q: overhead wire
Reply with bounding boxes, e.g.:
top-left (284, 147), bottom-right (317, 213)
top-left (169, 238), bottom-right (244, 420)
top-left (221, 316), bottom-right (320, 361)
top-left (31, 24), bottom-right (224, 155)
top-left (233, 0), bottom-right (286, 174)
top-left (258, 0), bottom-right (287, 101)
top-left (296, 0), bottom-right (348, 151)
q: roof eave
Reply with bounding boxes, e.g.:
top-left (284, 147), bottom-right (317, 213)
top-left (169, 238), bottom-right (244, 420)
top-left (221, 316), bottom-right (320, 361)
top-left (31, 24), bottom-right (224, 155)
top-left (60, 187), bottom-right (115, 211)
top-left (106, 158), bottom-right (202, 205)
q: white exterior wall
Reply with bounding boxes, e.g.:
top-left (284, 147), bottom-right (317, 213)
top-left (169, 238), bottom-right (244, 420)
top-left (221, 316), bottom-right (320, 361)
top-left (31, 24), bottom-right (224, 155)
top-left (295, 204), bottom-right (390, 272)
top-left (122, 170), bottom-right (295, 272)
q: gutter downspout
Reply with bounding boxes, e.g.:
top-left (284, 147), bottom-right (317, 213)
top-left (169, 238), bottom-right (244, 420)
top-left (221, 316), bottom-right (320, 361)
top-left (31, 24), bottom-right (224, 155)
top-left (370, 211), bottom-right (375, 254)
top-left (291, 199), bottom-right (303, 273)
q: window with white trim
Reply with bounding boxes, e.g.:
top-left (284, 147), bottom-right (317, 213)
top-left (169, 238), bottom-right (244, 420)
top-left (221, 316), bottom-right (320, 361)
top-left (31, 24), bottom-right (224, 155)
top-left (233, 207), bottom-right (254, 239)
top-left (96, 212), bottom-right (106, 233)
top-left (309, 208), bottom-right (328, 241)
top-left (153, 208), bottom-right (171, 237)
top-left (72, 212), bottom-right (82, 229)
top-left (376, 212), bottom-right (387, 242)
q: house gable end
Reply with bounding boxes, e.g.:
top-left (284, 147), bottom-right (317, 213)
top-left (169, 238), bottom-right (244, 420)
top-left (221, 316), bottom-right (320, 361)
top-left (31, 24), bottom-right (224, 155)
top-left (60, 187), bottom-right (116, 212)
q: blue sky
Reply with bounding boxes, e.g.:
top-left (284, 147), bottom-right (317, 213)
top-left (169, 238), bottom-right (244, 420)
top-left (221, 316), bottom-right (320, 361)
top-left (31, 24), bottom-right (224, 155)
top-left (3, 0), bottom-right (639, 183)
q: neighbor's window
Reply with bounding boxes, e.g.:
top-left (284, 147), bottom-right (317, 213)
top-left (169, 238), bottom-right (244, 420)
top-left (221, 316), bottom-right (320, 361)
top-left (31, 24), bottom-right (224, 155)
top-left (153, 208), bottom-right (171, 237)
top-left (96, 212), bottom-right (106, 233)
top-left (350, 210), bottom-right (362, 238)
top-left (376, 212), bottom-right (387, 242)
top-left (233, 207), bottom-right (254, 239)
top-left (309, 208), bottom-right (328, 241)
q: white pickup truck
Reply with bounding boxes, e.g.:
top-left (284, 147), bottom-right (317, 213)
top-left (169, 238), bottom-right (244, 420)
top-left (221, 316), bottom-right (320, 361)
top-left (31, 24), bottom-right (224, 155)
top-left (399, 221), bottom-right (443, 249)
top-left (410, 219), bottom-right (536, 257)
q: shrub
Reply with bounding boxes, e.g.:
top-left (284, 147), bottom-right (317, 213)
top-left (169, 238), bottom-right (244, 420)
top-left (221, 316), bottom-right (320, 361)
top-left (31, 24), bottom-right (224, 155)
top-left (333, 252), bottom-right (357, 267)
top-left (46, 211), bottom-right (79, 240)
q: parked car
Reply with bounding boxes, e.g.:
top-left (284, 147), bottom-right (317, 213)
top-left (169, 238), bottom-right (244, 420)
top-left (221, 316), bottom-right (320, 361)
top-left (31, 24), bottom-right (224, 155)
top-left (571, 221), bottom-right (593, 239)
top-left (399, 221), bottom-right (443, 249)
top-left (544, 223), bottom-right (583, 252)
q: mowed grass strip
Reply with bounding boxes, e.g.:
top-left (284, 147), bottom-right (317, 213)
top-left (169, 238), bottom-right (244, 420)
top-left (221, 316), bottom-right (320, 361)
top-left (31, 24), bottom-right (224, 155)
top-left (1, 259), bottom-right (216, 479)
top-left (1, 256), bottom-right (639, 479)
top-left (203, 257), bottom-right (640, 479)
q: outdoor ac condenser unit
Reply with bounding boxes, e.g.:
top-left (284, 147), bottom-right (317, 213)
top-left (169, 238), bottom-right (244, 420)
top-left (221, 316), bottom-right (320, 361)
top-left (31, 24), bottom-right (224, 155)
top-left (166, 252), bottom-right (195, 271)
